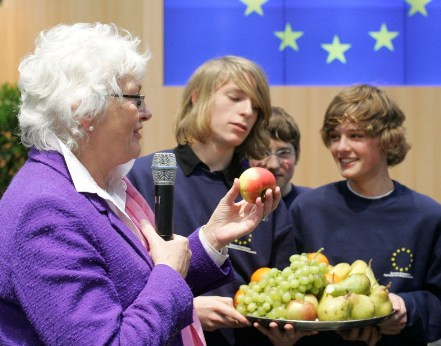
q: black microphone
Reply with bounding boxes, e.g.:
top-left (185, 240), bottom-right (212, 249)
top-left (151, 152), bottom-right (177, 241)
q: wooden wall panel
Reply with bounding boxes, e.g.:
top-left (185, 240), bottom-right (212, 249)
top-left (0, 0), bottom-right (146, 82)
top-left (1, 0), bottom-right (440, 202)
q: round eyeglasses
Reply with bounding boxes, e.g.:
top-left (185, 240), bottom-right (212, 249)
top-left (262, 148), bottom-right (295, 162)
top-left (110, 94), bottom-right (145, 111)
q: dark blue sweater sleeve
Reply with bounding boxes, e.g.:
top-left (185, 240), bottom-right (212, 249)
top-left (399, 217), bottom-right (441, 342)
top-left (268, 202), bottom-right (299, 269)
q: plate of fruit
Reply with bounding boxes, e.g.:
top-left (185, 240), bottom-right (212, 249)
top-left (246, 311), bottom-right (395, 331)
top-left (235, 250), bottom-right (395, 331)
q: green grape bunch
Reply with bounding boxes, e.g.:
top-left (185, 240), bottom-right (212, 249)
top-left (235, 253), bottom-right (329, 320)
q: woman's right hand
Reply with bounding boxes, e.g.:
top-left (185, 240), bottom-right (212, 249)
top-left (140, 219), bottom-right (192, 278)
top-left (203, 178), bottom-right (281, 251)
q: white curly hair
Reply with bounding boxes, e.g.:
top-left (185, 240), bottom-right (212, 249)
top-left (18, 22), bottom-right (151, 151)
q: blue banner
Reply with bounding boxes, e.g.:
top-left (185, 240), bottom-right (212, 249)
top-left (164, 0), bottom-right (441, 85)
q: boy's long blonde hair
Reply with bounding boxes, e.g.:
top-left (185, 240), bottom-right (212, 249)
top-left (174, 56), bottom-right (271, 160)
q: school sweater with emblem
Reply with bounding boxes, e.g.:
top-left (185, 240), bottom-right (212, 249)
top-left (128, 145), bottom-right (297, 346)
top-left (289, 180), bottom-right (441, 345)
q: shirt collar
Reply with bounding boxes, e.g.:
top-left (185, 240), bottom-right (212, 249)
top-left (48, 134), bottom-right (134, 212)
top-left (346, 180), bottom-right (395, 200)
top-left (174, 144), bottom-right (246, 187)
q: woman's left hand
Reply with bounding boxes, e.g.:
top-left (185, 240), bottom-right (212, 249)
top-left (203, 178), bottom-right (281, 251)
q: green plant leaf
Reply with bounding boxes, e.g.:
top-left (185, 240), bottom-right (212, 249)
top-left (0, 83), bottom-right (27, 197)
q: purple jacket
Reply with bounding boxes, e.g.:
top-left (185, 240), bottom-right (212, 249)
top-left (0, 149), bottom-right (234, 345)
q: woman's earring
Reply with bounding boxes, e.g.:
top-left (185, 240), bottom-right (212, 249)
top-left (88, 126), bottom-right (95, 132)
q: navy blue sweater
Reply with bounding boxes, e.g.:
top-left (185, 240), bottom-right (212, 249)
top-left (290, 180), bottom-right (441, 345)
top-left (128, 145), bottom-right (298, 345)
top-left (282, 183), bottom-right (312, 209)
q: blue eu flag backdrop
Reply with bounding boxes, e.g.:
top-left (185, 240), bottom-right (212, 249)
top-left (164, 0), bottom-right (441, 86)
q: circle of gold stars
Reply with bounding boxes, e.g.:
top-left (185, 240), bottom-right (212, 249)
top-left (391, 247), bottom-right (414, 272)
top-left (234, 234), bottom-right (252, 246)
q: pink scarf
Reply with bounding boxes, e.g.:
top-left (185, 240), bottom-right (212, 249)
top-left (123, 177), bottom-right (206, 346)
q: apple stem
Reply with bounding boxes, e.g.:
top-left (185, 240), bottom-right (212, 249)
top-left (260, 190), bottom-right (267, 203)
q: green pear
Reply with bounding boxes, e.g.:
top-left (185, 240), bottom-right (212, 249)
top-left (318, 290), bottom-right (331, 304)
top-left (348, 293), bottom-right (375, 320)
top-left (369, 284), bottom-right (394, 317)
top-left (326, 273), bottom-right (371, 297)
top-left (317, 294), bottom-right (350, 321)
top-left (375, 300), bottom-right (393, 317)
top-left (348, 259), bottom-right (368, 276)
top-left (330, 262), bottom-right (351, 280)
top-left (369, 284), bottom-right (389, 303)
top-left (365, 259), bottom-right (378, 290)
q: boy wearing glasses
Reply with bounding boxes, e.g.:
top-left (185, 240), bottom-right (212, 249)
top-left (250, 106), bottom-right (311, 208)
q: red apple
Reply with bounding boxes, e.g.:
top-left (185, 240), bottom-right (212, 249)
top-left (239, 167), bottom-right (276, 204)
top-left (285, 299), bottom-right (317, 321)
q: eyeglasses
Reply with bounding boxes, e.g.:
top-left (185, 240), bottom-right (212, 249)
top-left (110, 94), bottom-right (145, 111)
top-left (262, 148), bottom-right (295, 162)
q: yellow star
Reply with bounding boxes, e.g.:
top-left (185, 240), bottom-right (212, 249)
top-left (321, 35), bottom-right (351, 64)
top-left (240, 0), bottom-right (269, 16)
top-left (369, 23), bottom-right (399, 51)
top-left (405, 0), bottom-right (432, 16)
top-left (274, 23), bottom-right (304, 51)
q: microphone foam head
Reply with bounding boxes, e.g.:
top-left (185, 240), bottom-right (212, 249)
top-left (152, 152), bottom-right (177, 185)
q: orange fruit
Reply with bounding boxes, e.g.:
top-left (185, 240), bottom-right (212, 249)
top-left (250, 267), bottom-right (271, 282)
top-left (307, 249), bottom-right (329, 266)
top-left (234, 289), bottom-right (244, 307)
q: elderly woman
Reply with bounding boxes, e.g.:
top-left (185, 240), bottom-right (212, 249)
top-left (0, 23), bottom-right (280, 346)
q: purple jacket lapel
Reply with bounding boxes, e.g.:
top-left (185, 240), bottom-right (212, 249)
top-left (30, 148), bottom-right (154, 269)
top-left (86, 194), bottom-right (153, 268)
